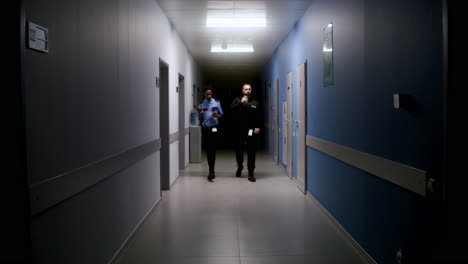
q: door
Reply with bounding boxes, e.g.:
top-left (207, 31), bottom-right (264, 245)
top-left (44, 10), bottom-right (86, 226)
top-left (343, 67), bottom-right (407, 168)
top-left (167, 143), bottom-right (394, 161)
top-left (178, 74), bottom-right (186, 170)
top-left (274, 79), bottom-right (279, 164)
top-left (159, 59), bottom-right (170, 190)
top-left (286, 71), bottom-right (293, 179)
top-left (267, 83), bottom-right (272, 156)
top-left (296, 62), bottom-right (306, 193)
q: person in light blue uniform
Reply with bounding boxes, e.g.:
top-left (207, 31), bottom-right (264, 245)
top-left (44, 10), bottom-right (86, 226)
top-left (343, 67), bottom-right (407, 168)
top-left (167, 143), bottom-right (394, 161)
top-left (197, 87), bottom-right (223, 181)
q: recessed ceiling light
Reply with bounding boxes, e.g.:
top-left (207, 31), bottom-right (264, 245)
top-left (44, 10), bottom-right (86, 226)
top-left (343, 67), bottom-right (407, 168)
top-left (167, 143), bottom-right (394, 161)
top-left (211, 42), bottom-right (254, 52)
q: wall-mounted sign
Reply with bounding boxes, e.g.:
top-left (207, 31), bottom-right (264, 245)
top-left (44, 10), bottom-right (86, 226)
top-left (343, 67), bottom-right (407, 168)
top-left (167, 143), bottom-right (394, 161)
top-left (323, 22), bottom-right (333, 87)
top-left (28, 21), bottom-right (48, 53)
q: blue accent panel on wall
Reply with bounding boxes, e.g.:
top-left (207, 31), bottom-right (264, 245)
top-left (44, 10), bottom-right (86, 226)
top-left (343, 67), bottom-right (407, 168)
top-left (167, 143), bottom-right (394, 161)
top-left (262, 0), bottom-right (444, 263)
top-left (307, 148), bottom-right (425, 263)
top-left (362, 0), bottom-right (443, 171)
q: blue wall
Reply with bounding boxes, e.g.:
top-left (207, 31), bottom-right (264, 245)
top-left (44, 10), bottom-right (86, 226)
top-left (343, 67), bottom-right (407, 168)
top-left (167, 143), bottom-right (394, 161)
top-left (261, 0), bottom-right (443, 263)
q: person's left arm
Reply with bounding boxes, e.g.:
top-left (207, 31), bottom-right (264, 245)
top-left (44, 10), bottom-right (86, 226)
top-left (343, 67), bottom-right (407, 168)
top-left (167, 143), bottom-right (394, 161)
top-left (252, 99), bottom-right (262, 134)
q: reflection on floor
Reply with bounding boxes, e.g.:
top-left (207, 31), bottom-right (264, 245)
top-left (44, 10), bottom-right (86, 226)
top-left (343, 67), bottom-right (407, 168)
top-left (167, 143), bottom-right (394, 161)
top-left (115, 150), bottom-right (367, 264)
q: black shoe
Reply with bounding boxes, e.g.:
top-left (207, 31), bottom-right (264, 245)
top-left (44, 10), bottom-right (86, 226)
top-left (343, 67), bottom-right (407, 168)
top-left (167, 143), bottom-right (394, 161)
top-left (248, 172), bottom-right (256, 182)
top-left (208, 171), bottom-right (215, 181)
top-left (236, 166), bottom-right (243, 177)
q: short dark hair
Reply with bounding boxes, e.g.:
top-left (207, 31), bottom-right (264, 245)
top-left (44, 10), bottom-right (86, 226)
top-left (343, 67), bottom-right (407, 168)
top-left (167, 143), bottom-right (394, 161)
top-left (203, 87), bottom-right (212, 93)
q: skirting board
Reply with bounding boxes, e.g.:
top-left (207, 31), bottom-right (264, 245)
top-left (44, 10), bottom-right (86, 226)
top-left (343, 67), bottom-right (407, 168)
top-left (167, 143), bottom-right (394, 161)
top-left (306, 192), bottom-right (377, 264)
top-left (291, 176), bottom-right (306, 194)
top-left (108, 198), bottom-right (162, 264)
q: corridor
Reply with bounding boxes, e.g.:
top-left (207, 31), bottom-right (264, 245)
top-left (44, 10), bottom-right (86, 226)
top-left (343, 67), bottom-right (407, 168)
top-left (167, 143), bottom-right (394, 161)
top-left (12, 0), bottom-right (455, 263)
top-left (115, 151), bottom-right (367, 264)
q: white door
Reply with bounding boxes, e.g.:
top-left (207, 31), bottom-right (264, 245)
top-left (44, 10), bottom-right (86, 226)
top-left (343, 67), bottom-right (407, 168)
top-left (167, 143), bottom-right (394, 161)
top-left (296, 62), bottom-right (306, 193)
top-left (282, 101), bottom-right (287, 167)
top-left (274, 80), bottom-right (279, 164)
top-left (267, 84), bottom-right (272, 156)
top-left (286, 71), bottom-right (293, 179)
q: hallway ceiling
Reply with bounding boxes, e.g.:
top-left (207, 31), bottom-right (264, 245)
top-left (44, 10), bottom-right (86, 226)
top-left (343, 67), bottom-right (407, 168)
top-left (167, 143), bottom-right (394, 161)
top-left (155, 0), bottom-right (313, 77)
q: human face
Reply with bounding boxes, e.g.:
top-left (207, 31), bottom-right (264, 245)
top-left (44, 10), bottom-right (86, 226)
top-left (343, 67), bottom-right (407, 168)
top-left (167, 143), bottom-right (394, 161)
top-left (242, 85), bottom-right (251, 96)
top-left (204, 89), bottom-right (213, 101)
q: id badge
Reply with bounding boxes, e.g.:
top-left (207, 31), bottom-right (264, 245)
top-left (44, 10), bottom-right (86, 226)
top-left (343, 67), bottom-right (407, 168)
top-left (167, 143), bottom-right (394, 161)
top-left (212, 127), bottom-right (217, 133)
top-left (248, 129), bottom-right (253, 136)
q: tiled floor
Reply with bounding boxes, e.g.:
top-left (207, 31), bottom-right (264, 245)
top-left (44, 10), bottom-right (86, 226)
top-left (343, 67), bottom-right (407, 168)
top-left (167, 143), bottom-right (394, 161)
top-left (115, 150), bottom-right (366, 264)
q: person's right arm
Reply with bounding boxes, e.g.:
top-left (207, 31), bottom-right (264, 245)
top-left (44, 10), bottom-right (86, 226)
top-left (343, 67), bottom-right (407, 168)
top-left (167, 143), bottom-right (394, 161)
top-left (230, 97), bottom-right (243, 111)
top-left (197, 104), bottom-right (204, 122)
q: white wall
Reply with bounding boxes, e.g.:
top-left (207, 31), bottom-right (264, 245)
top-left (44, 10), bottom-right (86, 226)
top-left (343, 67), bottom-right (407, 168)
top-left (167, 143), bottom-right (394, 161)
top-left (153, 6), bottom-right (201, 180)
top-left (170, 142), bottom-right (179, 185)
top-left (185, 134), bottom-right (190, 167)
top-left (22, 0), bottom-right (202, 262)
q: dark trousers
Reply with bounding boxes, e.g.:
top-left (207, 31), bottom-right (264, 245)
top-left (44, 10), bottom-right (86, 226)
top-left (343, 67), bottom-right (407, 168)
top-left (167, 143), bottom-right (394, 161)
top-left (235, 130), bottom-right (258, 173)
top-left (202, 126), bottom-right (218, 172)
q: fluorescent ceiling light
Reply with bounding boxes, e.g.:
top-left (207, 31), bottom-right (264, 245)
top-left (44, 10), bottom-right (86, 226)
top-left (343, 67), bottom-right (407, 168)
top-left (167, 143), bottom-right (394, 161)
top-left (207, 10), bottom-right (264, 18)
top-left (211, 43), bottom-right (254, 52)
top-left (207, 17), bottom-right (266, 27)
top-left (206, 1), bottom-right (266, 28)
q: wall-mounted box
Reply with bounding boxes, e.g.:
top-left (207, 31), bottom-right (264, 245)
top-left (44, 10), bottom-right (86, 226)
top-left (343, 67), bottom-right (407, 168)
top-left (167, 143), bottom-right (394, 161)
top-left (393, 93), bottom-right (412, 109)
top-left (28, 21), bottom-right (48, 53)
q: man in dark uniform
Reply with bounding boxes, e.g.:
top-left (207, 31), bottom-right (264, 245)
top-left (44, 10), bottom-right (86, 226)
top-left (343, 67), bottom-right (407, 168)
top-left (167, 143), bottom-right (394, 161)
top-left (230, 83), bottom-right (262, 182)
top-left (197, 88), bottom-right (223, 181)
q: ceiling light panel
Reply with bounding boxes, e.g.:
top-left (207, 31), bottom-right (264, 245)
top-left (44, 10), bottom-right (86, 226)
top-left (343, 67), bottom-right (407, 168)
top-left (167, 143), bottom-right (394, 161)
top-left (207, 10), bottom-right (235, 17)
top-left (234, 1), bottom-right (266, 9)
top-left (207, 1), bottom-right (235, 9)
top-left (233, 10), bottom-right (265, 18)
top-left (206, 1), bottom-right (266, 28)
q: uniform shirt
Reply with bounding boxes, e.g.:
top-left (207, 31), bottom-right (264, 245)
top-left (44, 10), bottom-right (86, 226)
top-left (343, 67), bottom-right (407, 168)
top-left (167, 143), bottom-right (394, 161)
top-left (198, 98), bottom-right (223, 127)
top-left (230, 95), bottom-right (262, 131)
